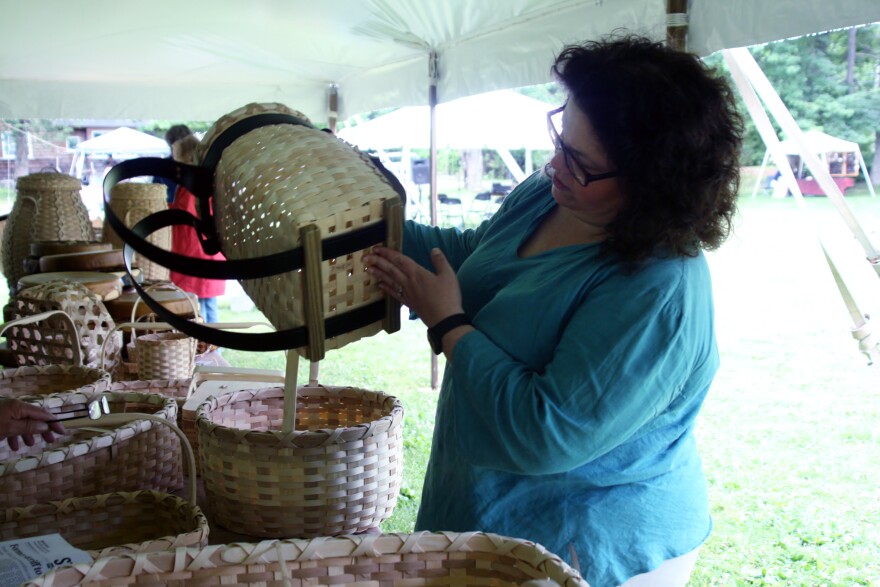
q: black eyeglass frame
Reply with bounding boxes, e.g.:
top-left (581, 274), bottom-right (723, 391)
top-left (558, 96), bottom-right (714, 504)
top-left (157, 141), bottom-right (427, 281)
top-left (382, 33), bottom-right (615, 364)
top-left (547, 105), bottom-right (618, 187)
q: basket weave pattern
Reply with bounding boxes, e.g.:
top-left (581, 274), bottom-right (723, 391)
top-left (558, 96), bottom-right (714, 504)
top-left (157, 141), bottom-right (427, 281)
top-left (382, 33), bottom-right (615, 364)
top-left (135, 332), bottom-right (196, 380)
top-left (0, 489), bottom-right (208, 559)
top-left (9, 281), bottom-right (123, 369)
top-left (0, 364), bottom-right (110, 399)
top-left (197, 385), bottom-right (404, 538)
top-left (102, 183), bottom-right (170, 281)
top-left (0, 392), bottom-right (183, 508)
top-left (23, 532), bottom-right (590, 587)
top-left (1, 173), bottom-right (95, 291)
top-left (202, 102), bottom-right (400, 355)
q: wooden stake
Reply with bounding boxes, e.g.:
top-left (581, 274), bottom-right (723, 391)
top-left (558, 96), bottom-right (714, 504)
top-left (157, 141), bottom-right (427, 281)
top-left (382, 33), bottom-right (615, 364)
top-left (383, 198), bottom-right (403, 334)
top-left (300, 224), bottom-right (326, 361)
top-left (282, 350), bottom-right (299, 433)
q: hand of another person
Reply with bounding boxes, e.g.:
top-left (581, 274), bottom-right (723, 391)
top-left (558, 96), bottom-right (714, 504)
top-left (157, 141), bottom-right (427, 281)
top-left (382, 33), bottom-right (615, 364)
top-left (365, 246), bottom-right (464, 327)
top-left (0, 397), bottom-right (66, 451)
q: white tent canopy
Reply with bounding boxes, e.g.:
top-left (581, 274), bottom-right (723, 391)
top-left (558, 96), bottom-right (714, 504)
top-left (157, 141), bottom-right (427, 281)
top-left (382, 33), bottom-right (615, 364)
top-left (752, 129), bottom-right (877, 198)
top-left (73, 127), bottom-right (169, 155)
top-left (67, 126), bottom-right (170, 179)
top-left (1, 1), bottom-right (879, 122)
top-left (338, 90), bottom-right (554, 151)
top-left (337, 89), bottom-right (554, 184)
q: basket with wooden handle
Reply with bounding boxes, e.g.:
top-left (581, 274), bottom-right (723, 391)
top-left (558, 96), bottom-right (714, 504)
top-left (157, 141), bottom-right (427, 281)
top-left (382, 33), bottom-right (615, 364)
top-left (0, 413), bottom-right (208, 559)
top-left (0, 390), bottom-right (184, 509)
top-left (0, 311), bottom-right (111, 399)
top-left (7, 281), bottom-right (123, 370)
top-left (22, 531), bottom-right (590, 587)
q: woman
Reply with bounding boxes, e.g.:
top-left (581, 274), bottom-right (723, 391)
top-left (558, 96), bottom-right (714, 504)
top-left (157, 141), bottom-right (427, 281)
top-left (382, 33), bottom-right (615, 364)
top-left (169, 135), bottom-right (226, 323)
top-left (366, 34), bottom-right (742, 587)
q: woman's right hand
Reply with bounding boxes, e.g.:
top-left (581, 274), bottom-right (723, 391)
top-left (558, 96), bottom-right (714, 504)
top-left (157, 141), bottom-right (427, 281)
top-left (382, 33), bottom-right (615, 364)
top-left (0, 398), bottom-right (66, 451)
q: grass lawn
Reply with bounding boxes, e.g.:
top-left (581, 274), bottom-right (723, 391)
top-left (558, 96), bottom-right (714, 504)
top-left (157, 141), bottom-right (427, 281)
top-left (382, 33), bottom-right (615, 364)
top-left (2, 183), bottom-right (879, 585)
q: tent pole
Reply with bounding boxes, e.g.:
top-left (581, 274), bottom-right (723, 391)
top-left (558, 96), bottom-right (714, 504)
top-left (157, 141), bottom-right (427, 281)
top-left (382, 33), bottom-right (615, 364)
top-left (666, 0), bottom-right (688, 51)
top-left (752, 150), bottom-right (770, 199)
top-left (327, 84), bottom-right (339, 134)
top-left (429, 50), bottom-right (440, 390)
top-left (857, 150), bottom-right (877, 198)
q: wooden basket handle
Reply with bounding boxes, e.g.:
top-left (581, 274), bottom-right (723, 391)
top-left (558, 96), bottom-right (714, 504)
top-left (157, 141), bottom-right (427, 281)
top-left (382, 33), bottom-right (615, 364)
top-left (62, 411), bottom-right (198, 507)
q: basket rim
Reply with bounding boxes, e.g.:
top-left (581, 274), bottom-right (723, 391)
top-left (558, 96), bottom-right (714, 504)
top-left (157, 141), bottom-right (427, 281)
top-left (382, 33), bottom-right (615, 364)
top-left (0, 392), bottom-right (177, 477)
top-left (195, 384), bottom-right (404, 445)
top-left (24, 531), bottom-right (589, 587)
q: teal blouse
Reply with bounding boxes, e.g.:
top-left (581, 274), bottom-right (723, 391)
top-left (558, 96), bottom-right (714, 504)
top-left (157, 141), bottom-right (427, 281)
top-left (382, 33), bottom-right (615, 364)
top-left (405, 172), bottom-right (717, 587)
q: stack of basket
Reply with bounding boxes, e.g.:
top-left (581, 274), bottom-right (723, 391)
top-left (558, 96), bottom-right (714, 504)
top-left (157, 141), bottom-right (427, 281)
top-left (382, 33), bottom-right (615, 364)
top-left (0, 310), bottom-right (208, 558)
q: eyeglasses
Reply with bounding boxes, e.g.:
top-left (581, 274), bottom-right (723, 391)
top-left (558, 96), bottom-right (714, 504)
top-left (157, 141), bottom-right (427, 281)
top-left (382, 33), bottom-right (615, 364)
top-left (547, 106), bottom-right (618, 187)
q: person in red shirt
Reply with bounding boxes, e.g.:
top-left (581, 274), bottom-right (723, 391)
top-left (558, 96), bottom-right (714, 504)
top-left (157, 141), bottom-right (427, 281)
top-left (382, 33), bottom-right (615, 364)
top-left (169, 135), bottom-right (226, 322)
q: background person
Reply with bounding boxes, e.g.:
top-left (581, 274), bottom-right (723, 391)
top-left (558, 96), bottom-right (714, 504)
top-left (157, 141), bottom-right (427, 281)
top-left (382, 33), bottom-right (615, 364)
top-left (0, 397), bottom-right (65, 451)
top-left (169, 134), bottom-right (226, 323)
top-left (366, 33), bottom-right (742, 587)
top-left (153, 124), bottom-right (193, 203)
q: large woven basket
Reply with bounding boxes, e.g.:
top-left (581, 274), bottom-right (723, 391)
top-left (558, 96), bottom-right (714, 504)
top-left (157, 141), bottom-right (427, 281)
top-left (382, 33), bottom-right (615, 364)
top-left (23, 532), bottom-right (590, 587)
top-left (1, 172), bottom-right (95, 292)
top-left (0, 391), bottom-right (183, 509)
top-left (199, 102), bottom-right (403, 357)
top-left (1, 416), bottom-right (207, 559)
top-left (197, 384), bottom-right (404, 538)
top-left (7, 282), bottom-right (123, 370)
top-left (102, 182), bottom-right (170, 281)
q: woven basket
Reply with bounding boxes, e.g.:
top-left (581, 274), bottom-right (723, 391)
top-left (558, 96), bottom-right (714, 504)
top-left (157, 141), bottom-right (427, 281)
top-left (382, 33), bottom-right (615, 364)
top-left (8, 282), bottom-right (123, 370)
top-left (0, 416), bottom-right (207, 560)
top-left (23, 532), bottom-right (590, 587)
top-left (199, 102), bottom-right (403, 357)
top-left (197, 384), bottom-right (404, 538)
top-left (0, 391), bottom-right (184, 509)
top-left (1, 172), bottom-right (95, 293)
top-left (135, 332), bottom-right (196, 380)
top-left (0, 310), bottom-right (112, 398)
top-left (102, 183), bottom-right (170, 281)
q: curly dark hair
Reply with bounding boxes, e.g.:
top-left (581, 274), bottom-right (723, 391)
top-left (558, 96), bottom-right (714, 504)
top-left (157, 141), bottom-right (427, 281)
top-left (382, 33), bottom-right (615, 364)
top-left (552, 33), bottom-right (743, 263)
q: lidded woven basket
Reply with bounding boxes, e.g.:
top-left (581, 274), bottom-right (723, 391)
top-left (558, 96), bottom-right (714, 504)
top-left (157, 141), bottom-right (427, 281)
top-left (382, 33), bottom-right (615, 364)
top-left (199, 102), bottom-right (403, 356)
top-left (0, 391), bottom-right (184, 509)
top-left (23, 532), bottom-right (590, 587)
top-left (1, 172), bottom-right (94, 292)
top-left (197, 384), bottom-right (404, 538)
top-left (102, 182), bottom-right (170, 281)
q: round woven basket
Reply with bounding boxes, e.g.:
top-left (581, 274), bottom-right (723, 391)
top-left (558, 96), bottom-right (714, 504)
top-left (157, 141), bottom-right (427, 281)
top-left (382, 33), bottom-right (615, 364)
top-left (1, 172), bottom-right (95, 292)
top-left (23, 532), bottom-right (589, 587)
top-left (0, 391), bottom-right (184, 509)
top-left (102, 183), bottom-right (170, 281)
top-left (197, 384), bottom-right (404, 538)
top-left (0, 490), bottom-right (208, 559)
top-left (200, 102), bottom-right (402, 355)
top-left (0, 364), bottom-right (110, 399)
top-left (135, 332), bottom-right (196, 380)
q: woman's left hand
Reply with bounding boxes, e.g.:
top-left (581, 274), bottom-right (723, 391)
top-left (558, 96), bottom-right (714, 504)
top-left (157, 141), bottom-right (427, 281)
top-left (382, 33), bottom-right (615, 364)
top-left (365, 246), bottom-right (463, 327)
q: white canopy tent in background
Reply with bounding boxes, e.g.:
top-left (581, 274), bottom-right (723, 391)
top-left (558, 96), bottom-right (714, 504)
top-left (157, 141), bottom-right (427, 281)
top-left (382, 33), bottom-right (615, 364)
top-left (337, 89), bottom-right (555, 184)
top-left (751, 129), bottom-right (877, 198)
top-left (67, 126), bottom-right (170, 177)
